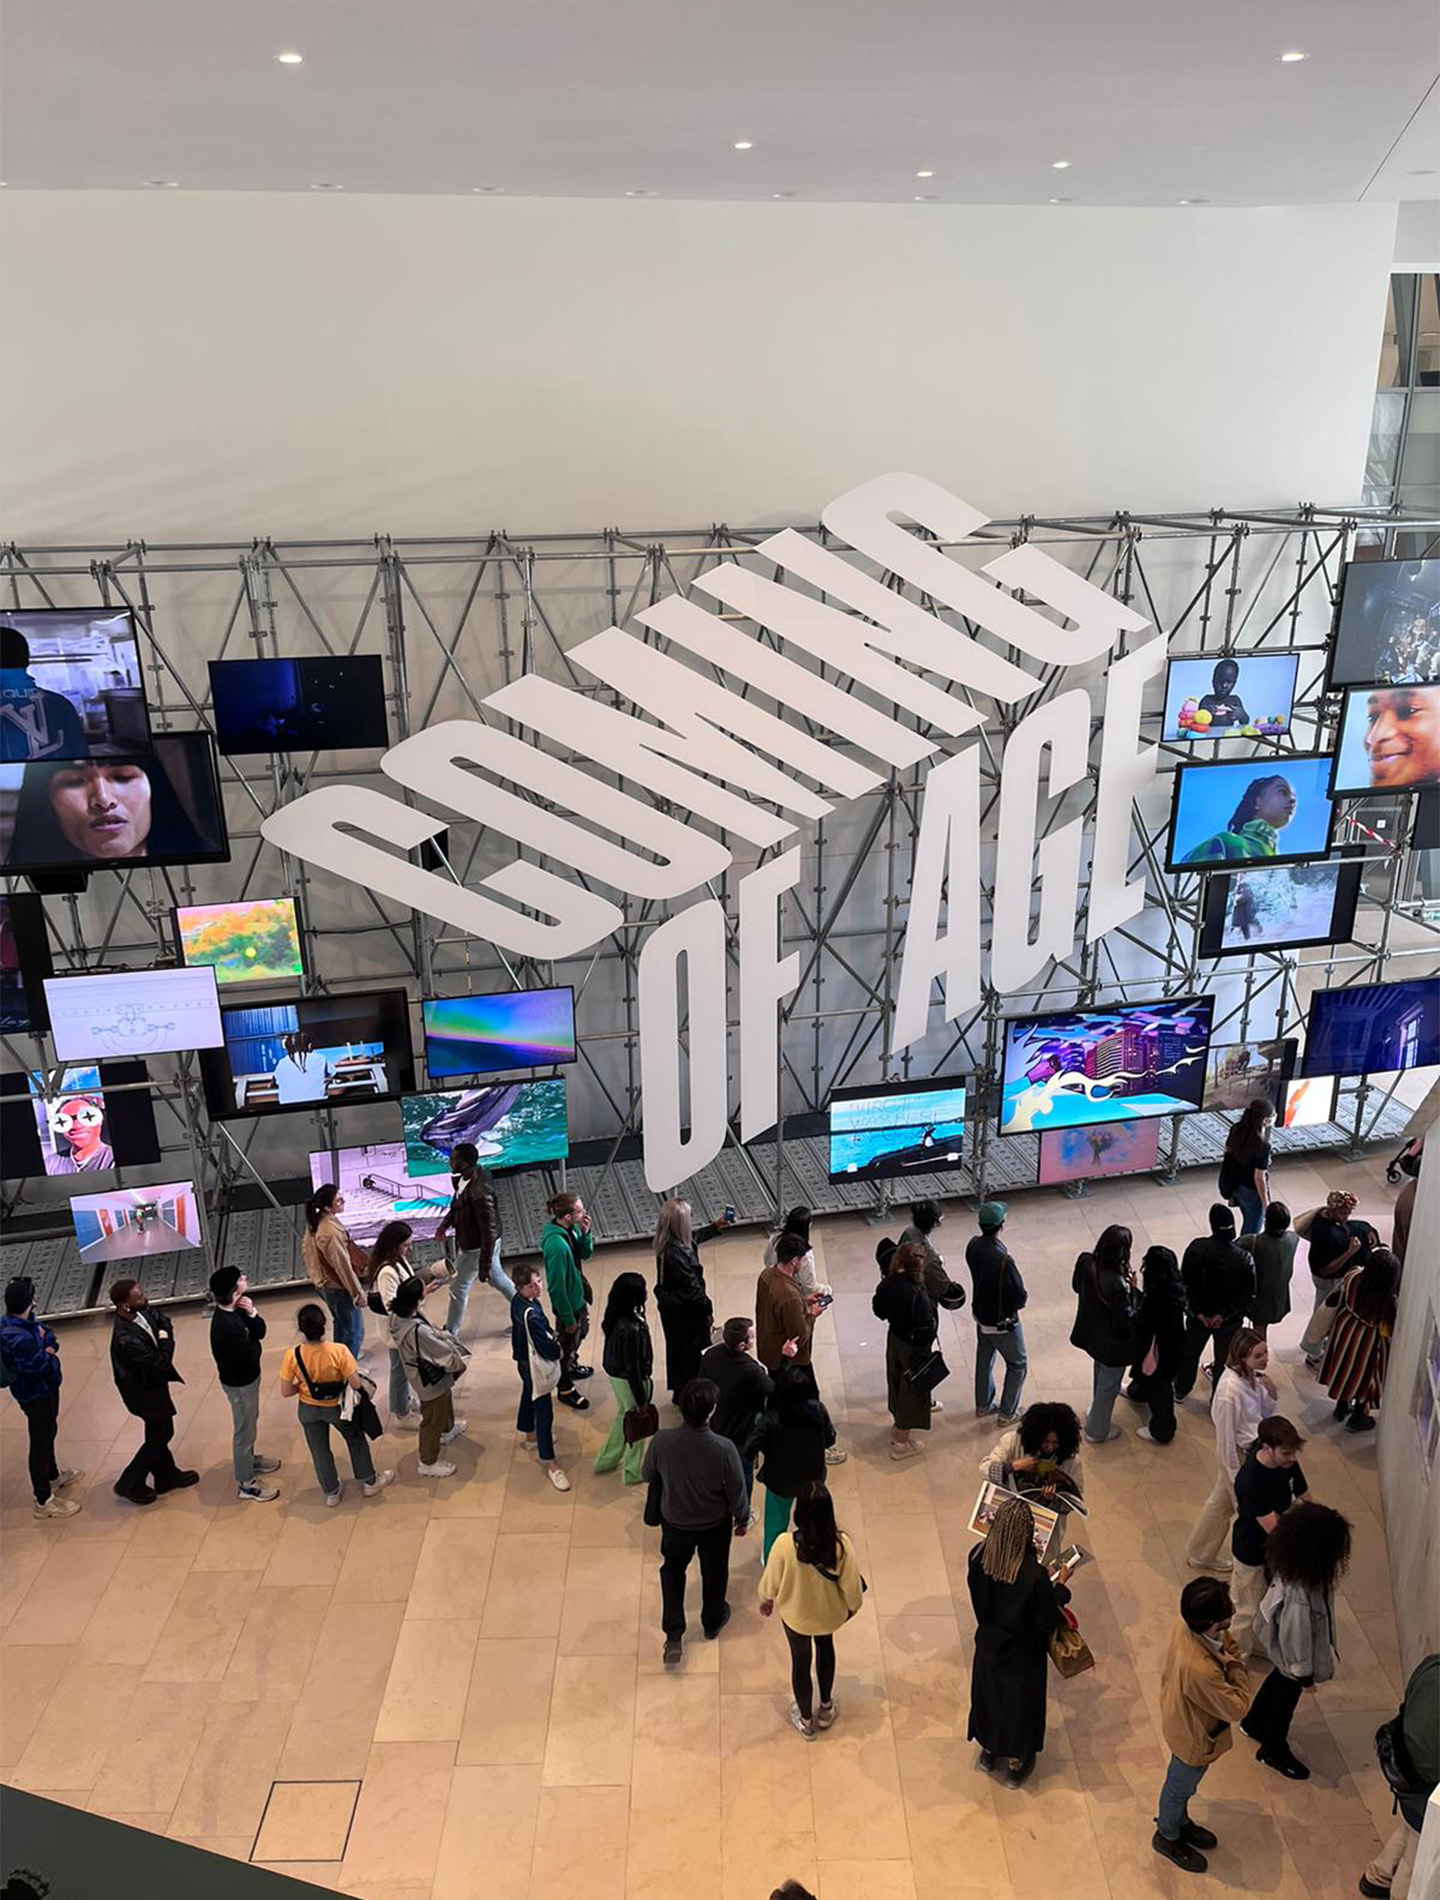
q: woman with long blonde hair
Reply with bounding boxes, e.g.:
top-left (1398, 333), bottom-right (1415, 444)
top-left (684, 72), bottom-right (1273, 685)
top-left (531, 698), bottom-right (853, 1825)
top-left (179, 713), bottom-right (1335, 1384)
top-left (966, 1495), bottom-right (1073, 1787)
top-left (653, 1197), bottom-right (732, 1402)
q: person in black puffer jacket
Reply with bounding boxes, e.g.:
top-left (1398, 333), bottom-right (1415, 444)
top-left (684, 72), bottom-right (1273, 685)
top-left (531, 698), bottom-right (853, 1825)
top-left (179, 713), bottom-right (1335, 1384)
top-left (1127, 1245), bottom-right (1188, 1446)
top-left (595, 1272), bottom-right (655, 1487)
top-left (873, 1240), bottom-right (940, 1462)
top-left (746, 1363), bottom-right (837, 1562)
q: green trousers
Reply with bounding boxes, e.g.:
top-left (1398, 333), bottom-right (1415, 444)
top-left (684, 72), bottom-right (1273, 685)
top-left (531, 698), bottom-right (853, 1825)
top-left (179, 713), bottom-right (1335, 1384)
top-left (762, 1486), bottom-right (794, 1561)
top-left (594, 1374), bottom-right (647, 1485)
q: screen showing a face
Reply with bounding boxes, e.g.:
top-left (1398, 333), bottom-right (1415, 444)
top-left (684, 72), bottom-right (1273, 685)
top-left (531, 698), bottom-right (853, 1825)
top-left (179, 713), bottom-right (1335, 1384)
top-left (1279, 1074), bottom-right (1337, 1128)
top-left (826, 1077), bottom-right (966, 1181)
top-left (1037, 1118), bottom-right (1161, 1187)
top-left (307, 1142), bottom-right (451, 1244)
top-left (0, 731), bottom-right (229, 876)
top-left (1330, 558), bottom-right (1440, 688)
top-left (208, 656), bottom-right (389, 756)
top-left (1202, 1039), bottom-right (1292, 1113)
top-left (0, 1059), bottom-right (161, 1180)
top-left (1161, 653), bottom-right (1299, 743)
top-left (402, 1079), bottom-right (569, 1177)
top-left (1198, 859), bottom-right (1362, 960)
top-left (175, 896), bottom-right (304, 986)
top-left (44, 966), bottom-right (223, 1063)
top-left (422, 987), bottom-right (577, 1079)
top-left (1166, 753), bottom-right (1336, 872)
top-left (0, 608), bottom-right (150, 763)
top-left (71, 1180), bottom-right (203, 1263)
top-left (0, 891), bottom-right (52, 1033)
top-left (1299, 978), bottom-right (1440, 1078)
top-left (1331, 683), bottom-right (1440, 797)
top-left (1000, 996), bottom-right (1213, 1136)
top-left (199, 989), bottom-right (415, 1118)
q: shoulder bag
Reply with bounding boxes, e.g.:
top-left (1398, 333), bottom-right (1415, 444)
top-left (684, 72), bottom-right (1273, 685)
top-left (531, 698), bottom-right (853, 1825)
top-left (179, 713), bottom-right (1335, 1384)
top-left (294, 1344), bottom-right (349, 1405)
top-left (903, 1346), bottom-right (951, 1395)
top-left (1299, 1284), bottom-right (1344, 1357)
top-left (1048, 1604), bottom-right (1095, 1678)
top-left (623, 1400), bottom-right (660, 1445)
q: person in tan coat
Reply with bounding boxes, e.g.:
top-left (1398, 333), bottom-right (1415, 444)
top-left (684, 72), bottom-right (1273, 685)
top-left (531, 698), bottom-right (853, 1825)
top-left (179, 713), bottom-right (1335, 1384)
top-left (756, 1245), bottom-right (817, 1372)
top-left (1153, 1576), bottom-right (1252, 1875)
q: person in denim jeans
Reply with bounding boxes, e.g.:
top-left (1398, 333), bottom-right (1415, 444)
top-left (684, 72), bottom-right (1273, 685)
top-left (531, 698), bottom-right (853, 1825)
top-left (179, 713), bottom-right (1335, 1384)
top-left (369, 1221), bottom-right (449, 1430)
top-left (278, 1303), bottom-right (393, 1506)
top-left (301, 1184), bottom-right (366, 1361)
top-left (964, 1202), bottom-right (1028, 1422)
top-left (435, 1142), bottom-right (514, 1336)
top-left (510, 1263), bottom-right (570, 1492)
top-left (1069, 1224), bottom-right (1138, 1444)
top-left (1153, 1576), bottom-right (1251, 1875)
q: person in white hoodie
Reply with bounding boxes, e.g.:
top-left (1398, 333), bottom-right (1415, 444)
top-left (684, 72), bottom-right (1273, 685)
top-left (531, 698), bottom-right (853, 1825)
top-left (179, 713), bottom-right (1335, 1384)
top-left (1243, 1501), bottom-right (1351, 1781)
top-left (1185, 1329), bottom-right (1277, 1573)
top-left (389, 1274), bottom-right (469, 1478)
top-left (369, 1220), bottom-right (451, 1429)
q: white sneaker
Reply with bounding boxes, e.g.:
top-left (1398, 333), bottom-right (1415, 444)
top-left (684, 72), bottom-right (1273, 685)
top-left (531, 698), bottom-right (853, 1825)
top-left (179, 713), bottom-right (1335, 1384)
top-left (546, 1465), bottom-right (571, 1492)
top-left (52, 1468), bottom-right (85, 1490)
top-left (33, 1495), bottom-right (80, 1519)
top-left (238, 1480), bottom-right (280, 1502)
top-left (890, 1440), bottom-right (923, 1461)
top-left (824, 1446), bottom-right (848, 1465)
top-left (1136, 1426), bottom-right (1160, 1445)
top-left (324, 1485), bottom-right (343, 1507)
top-left (789, 1702), bottom-right (817, 1740)
top-left (1186, 1556), bottom-right (1232, 1573)
top-left (362, 1470), bottom-right (395, 1497)
top-left (416, 1459), bottom-right (457, 1478)
top-left (929, 1399), bottom-right (945, 1414)
top-left (441, 1419), bottom-right (469, 1443)
top-left (392, 1412), bottom-right (421, 1431)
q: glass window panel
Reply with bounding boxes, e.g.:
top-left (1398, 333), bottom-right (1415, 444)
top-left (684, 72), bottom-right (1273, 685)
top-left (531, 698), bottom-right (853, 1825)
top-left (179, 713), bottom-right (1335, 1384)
top-left (1418, 276), bottom-right (1440, 387)
top-left (1385, 275), bottom-right (1419, 388)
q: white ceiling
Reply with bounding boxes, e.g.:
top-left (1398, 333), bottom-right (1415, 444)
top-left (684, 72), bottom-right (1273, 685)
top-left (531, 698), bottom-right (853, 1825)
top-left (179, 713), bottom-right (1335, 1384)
top-left (1, 0), bottom-right (1436, 205)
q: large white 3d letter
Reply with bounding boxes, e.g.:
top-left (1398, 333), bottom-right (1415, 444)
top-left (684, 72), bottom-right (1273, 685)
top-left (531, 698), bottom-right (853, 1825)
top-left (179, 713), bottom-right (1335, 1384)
top-left (890, 748), bottom-right (982, 1055)
top-left (738, 849), bottom-right (802, 1143)
top-left (1089, 636), bottom-right (1166, 940)
top-left (992, 690), bottom-right (1091, 991)
top-left (639, 900), bottom-right (730, 1190)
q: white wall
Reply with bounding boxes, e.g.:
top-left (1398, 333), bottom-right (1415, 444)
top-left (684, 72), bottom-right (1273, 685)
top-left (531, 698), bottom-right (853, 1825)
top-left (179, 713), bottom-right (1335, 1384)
top-left (0, 192), bottom-right (1397, 541)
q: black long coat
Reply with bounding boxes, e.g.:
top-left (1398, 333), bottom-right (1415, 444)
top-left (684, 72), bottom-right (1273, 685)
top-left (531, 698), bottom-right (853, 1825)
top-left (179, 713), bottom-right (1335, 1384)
top-left (966, 1543), bottom-right (1070, 1759)
top-left (655, 1229), bottom-right (717, 1398)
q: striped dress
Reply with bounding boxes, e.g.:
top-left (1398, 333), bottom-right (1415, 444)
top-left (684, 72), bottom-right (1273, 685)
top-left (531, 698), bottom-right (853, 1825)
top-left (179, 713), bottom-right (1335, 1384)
top-left (1318, 1268), bottom-right (1395, 1409)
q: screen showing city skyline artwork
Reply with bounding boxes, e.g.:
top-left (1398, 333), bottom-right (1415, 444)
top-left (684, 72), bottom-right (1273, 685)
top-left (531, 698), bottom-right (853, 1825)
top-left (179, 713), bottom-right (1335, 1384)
top-left (827, 1076), bottom-right (966, 1181)
top-left (999, 996), bottom-right (1214, 1136)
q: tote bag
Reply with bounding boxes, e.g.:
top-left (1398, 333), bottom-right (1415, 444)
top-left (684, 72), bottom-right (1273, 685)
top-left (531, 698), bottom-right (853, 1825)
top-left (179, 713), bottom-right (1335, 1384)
top-left (527, 1313), bottom-right (562, 1397)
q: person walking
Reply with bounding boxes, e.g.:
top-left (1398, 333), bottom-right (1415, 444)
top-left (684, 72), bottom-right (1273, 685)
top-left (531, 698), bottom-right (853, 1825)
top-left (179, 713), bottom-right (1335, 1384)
top-left (1320, 1245), bottom-right (1400, 1433)
top-left (301, 1184), bottom-right (366, 1361)
top-left (699, 1316), bottom-right (773, 1513)
top-left (899, 1199), bottom-right (969, 1309)
top-left (1174, 1204), bottom-right (1254, 1402)
top-left (1130, 1245), bottom-right (1187, 1446)
top-left (1151, 1576), bottom-right (1253, 1875)
top-left (541, 1191), bottom-right (595, 1404)
top-left (872, 1240), bottom-right (939, 1460)
top-left (1185, 1328), bottom-right (1277, 1572)
top-left (643, 1376), bottom-right (749, 1667)
top-left (1239, 1202), bottom-right (1297, 1342)
top-left (208, 1265), bottom-right (280, 1503)
top-left (1230, 1417), bottom-right (1307, 1655)
top-left (758, 1479), bottom-right (865, 1738)
top-left (746, 1363), bottom-right (838, 1559)
top-left (279, 1303), bottom-right (394, 1505)
top-left (510, 1261), bottom-right (571, 1491)
top-left (764, 1206), bottom-right (829, 1296)
top-left (1243, 1501), bottom-right (1351, 1780)
top-left (966, 1495), bottom-right (1073, 1787)
top-left (1360, 1652), bottom-right (1439, 1900)
top-left (435, 1140), bottom-right (514, 1336)
top-left (1069, 1223), bottom-right (1138, 1444)
top-left (390, 1274), bottom-right (469, 1478)
top-left (1218, 1098), bottom-right (1274, 1237)
top-left (109, 1278), bottom-right (197, 1505)
top-left (1, 1275), bottom-right (83, 1519)
top-left (654, 1197), bottom-right (725, 1400)
top-left (594, 1271), bottom-right (654, 1486)
top-left (964, 1201), bottom-right (1028, 1423)
top-left (369, 1220), bottom-right (448, 1430)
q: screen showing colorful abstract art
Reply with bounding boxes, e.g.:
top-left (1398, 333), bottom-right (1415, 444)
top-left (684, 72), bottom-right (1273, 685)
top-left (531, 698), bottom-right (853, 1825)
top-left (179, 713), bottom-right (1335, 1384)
top-left (70, 1180), bottom-right (203, 1263)
top-left (401, 1079), bottom-right (569, 1177)
top-left (175, 896), bottom-right (304, 987)
top-left (1160, 652), bottom-right (1298, 743)
top-left (827, 1076), bottom-right (966, 1181)
top-left (422, 987), bottom-right (576, 1079)
top-left (1166, 754), bottom-right (1336, 872)
top-left (999, 997), bottom-right (1213, 1135)
top-left (307, 1142), bottom-right (451, 1244)
top-left (1278, 1074), bottom-right (1337, 1129)
top-left (1037, 1118), bottom-right (1161, 1186)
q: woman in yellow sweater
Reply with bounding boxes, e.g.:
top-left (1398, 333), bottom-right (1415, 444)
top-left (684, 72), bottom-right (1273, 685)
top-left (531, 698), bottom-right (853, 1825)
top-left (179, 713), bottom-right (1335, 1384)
top-left (758, 1480), bottom-right (866, 1738)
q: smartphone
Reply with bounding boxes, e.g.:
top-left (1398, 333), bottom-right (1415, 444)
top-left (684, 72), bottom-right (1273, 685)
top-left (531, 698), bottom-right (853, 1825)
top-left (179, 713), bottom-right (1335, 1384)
top-left (723, 1204), bottom-right (736, 1223)
top-left (811, 1291), bottom-right (835, 1311)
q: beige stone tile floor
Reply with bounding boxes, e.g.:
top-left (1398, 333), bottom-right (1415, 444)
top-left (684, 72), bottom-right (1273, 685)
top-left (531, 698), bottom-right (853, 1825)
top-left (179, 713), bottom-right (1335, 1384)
top-left (0, 1147), bottom-right (1415, 1898)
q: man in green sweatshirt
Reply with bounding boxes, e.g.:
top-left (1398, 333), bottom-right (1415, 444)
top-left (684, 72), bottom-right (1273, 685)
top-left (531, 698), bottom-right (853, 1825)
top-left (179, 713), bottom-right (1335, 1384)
top-left (540, 1190), bottom-right (595, 1411)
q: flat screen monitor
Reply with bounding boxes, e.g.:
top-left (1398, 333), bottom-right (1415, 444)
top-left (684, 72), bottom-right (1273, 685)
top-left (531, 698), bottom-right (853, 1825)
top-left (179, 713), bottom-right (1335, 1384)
top-left (199, 988), bottom-right (415, 1119)
top-left (1160, 652), bottom-right (1299, 744)
top-left (1279, 1073), bottom-right (1337, 1128)
top-left (1201, 1039), bottom-right (1294, 1113)
top-left (1197, 858), bottom-right (1363, 960)
top-left (1330, 682), bottom-right (1440, 798)
top-left (1329, 557), bottom-right (1440, 689)
top-left (826, 1075), bottom-right (966, 1181)
top-left (70, 1179), bottom-right (204, 1264)
top-left (1037, 1118), bottom-right (1161, 1187)
top-left (422, 986), bottom-right (577, 1079)
top-left (174, 896), bottom-right (305, 987)
top-left (401, 1078), bottom-right (569, 1177)
top-left (43, 965), bottom-right (223, 1062)
top-left (0, 606), bottom-right (150, 762)
top-left (1299, 978), bottom-right (1440, 1078)
top-left (0, 1059), bottom-right (160, 1179)
top-left (1165, 753), bottom-right (1336, 873)
top-left (208, 655), bottom-right (389, 755)
top-left (0, 731), bottom-right (229, 876)
top-left (999, 995), bottom-right (1213, 1136)
top-left (308, 1141), bottom-right (451, 1244)
top-left (0, 891), bottom-right (53, 1033)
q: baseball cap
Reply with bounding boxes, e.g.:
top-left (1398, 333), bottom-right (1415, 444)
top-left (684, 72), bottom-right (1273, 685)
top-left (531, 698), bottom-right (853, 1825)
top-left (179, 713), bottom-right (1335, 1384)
top-left (977, 1201), bottom-right (1008, 1229)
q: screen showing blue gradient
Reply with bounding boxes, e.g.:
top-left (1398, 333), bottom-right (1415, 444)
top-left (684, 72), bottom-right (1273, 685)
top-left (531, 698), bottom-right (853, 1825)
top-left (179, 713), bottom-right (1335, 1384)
top-left (422, 988), bottom-right (576, 1079)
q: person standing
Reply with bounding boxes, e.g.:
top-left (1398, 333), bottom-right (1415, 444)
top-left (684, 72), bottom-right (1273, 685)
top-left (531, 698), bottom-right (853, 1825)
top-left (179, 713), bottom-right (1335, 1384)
top-left (1230, 1417), bottom-right (1307, 1655)
top-left (278, 1302), bottom-right (394, 1506)
top-left (542, 1191), bottom-right (595, 1407)
top-left (872, 1241), bottom-right (939, 1461)
top-left (758, 1479), bottom-right (865, 1738)
top-left (1174, 1204), bottom-right (1255, 1402)
top-left (756, 1235), bottom-right (818, 1373)
top-left (301, 1184), bottom-right (366, 1361)
top-left (1218, 1099), bottom-right (1274, 1237)
top-left (370, 1220), bottom-right (448, 1430)
top-left (436, 1140), bottom-right (514, 1336)
top-left (966, 1495), bottom-right (1073, 1787)
top-left (510, 1261), bottom-right (571, 1491)
top-left (389, 1274), bottom-right (469, 1478)
top-left (1130, 1245), bottom-right (1187, 1447)
top-left (594, 1271), bottom-right (654, 1487)
top-left (746, 1364), bottom-right (838, 1559)
top-left (1151, 1577), bottom-right (1253, 1875)
top-left (109, 1278), bottom-right (197, 1505)
top-left (1243, 1501), bottom-right (1351, 1780)
top-left (654, 1197), bottom-right (726, 1400)
top-left (964, 1201), bottom-right (1028, 1423)
top-left (1360, 1652), bottom-right (1439, 1900)
top-left (1069, 1223), bottom-right (1137, 1444)
top-left (1, 1275), bottom-right (83, 1519)
top-left (643, 1376), bottom-right (749, 1666)
top-left (208, 1265), bottom-right (280, 1503)
top-left (1320, 1245), bottom-right (1400, 1433)
top-left (764, 1206), bottom-right (829, 1296)
top-left (1294, 1190), bottom-right (1365, 1362)
top-left (899, 1199), bottom-right (969, 1309)
top-left (700, 1318), bottom-right (773, 1514)
top-left (1185, 1329), bottom-right (1277, 1572)
top-left (1239, 1202), bottom-right (1297, 1342)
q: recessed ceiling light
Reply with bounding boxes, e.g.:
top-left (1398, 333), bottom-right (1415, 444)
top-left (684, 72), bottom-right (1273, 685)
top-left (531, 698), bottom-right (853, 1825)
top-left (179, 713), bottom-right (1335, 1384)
top-left (1277, 49), bottom-right (1307, 62)
top-left (274, 50), bottom-right (303, 65)
top-left (1051, 159), bottom-right (1071, 171)
top-left (1179, 197), bottom-right (1210, 205)
top-left (625, 188), bottom-right (656, 197)
top-left (1049, 196), bottom-right (1072, 204)
top-left (310, 181), bottom-right (345, 191)
top-left (145, 178), bottom-right (180, 188)
top-left (913, 193), bottom-right (937, 202)
top-left (1407, 168), bottom-right (1437, 176)
top-left (916, 169), bottom-right (935, 179)
top-left (733, 140), bottom-right (754, 151)
top-left (772, 190), bottom-right (797, 199)
top-left (471, 185), bottom-right (505, 194)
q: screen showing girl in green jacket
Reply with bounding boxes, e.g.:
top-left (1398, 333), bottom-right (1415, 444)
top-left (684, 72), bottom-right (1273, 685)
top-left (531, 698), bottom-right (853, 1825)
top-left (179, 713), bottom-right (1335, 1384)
top-left (1167, 755), bottom-right (1336, 872)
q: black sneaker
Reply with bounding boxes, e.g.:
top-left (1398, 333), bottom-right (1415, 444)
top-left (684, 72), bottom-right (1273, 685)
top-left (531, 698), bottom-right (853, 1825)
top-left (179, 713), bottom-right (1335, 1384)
top-left (703, 1605), bottom-right (731, 1640)
top-left (1344, 1412), bottom-right (1376, 1433)
top-left (556, 1389), bottom-right (590, 1410)
top-left (572, 1365), bottom-right (595, 1380)
top-left (977, 1750), bottom-right (997, 1771)
top-left (113, 1482), bottom-right (156, 1505)
top-left (662, 1638), bottom-right (682, 1667)
top-left (1181, 1820), bottom-right (1218, 1851)
top-left (1152, 1830), bottom-right (1207, 1874)
top-left (1358, 1877), bottom-right (1392, 1898)
top-left (1005, 1755), bottom-right (1035, 1787)
top-left (1256, 1746), bottom-right (1310, 1780)
top-left (155, 1469), bottom-right (200, 1492)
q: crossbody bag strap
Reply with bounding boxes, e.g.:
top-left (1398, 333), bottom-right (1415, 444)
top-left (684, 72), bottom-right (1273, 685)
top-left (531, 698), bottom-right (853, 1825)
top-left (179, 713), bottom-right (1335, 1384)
top-left (295, 1344), bottom-right (325, 1402)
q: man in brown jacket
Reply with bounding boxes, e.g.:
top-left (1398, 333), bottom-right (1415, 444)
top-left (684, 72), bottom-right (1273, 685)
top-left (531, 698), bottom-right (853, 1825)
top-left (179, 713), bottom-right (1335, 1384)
top-left (755, 1236), bottom-right (817, 1371)
top-left (1153, 1576), bottom-right (1252, 1874)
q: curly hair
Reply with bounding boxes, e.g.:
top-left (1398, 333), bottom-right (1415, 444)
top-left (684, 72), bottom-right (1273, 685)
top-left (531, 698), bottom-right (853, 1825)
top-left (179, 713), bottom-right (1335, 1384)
top-left (1264, 1500), bottom-right (1351, 1592)
top-left (1017, 1402), bottom-right (1081, 1464)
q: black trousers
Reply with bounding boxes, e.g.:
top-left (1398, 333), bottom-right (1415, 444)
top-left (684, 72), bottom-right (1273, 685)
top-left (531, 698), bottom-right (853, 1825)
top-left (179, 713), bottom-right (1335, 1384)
top-left (659, 1515), bottom-right (733, 1638)
top-left (21, 1391), bottom-right (60, 1504)
top-left (1173, 1318), bottom-right (1241, 1400)
top-left (783, 1622), bottom-right (837, 1722)
top-left (115, 1406), bottom-right (181, 1497)
top-left (556, 1309), bottom-right (590, 1392)
top-left (1246, 1667), bottom-right (1309, 1754)
top-left (1134, 1368), bottom-right (1177, 1443)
